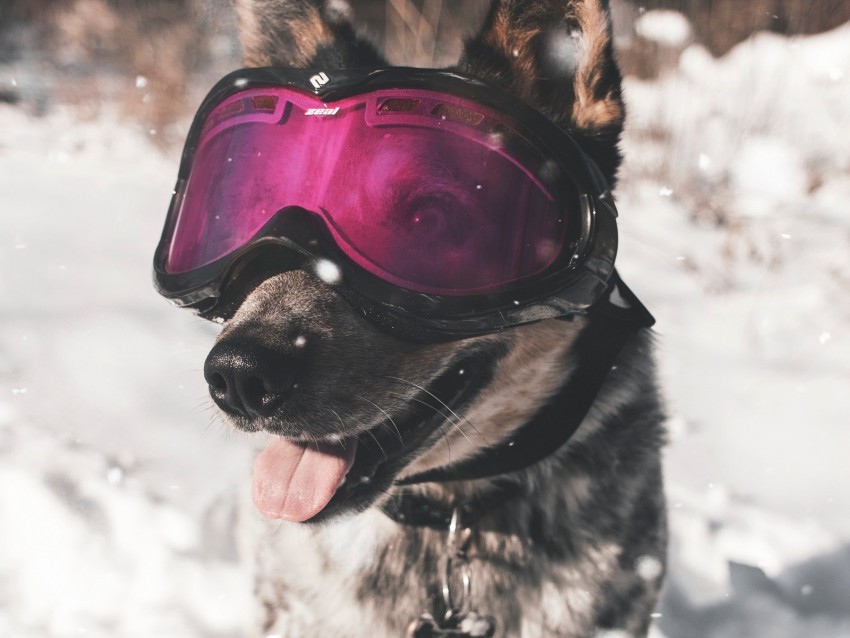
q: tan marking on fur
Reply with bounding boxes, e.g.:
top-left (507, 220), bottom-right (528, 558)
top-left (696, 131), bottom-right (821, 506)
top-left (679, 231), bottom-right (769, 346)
top-left (481, 6), bottom-right (541, 104)
top-left (220, 273), bottom-right (336, 339)
top-left (477, 0), bottom-right (623, 131)
top-left (288, 11), bottom-right (335, 65)
top-left (235, 0), bottom-right (266, 66)
top-left (236, 0), bottom-right (334, 67)
top-left (570, 0), bottom-right (624, 130)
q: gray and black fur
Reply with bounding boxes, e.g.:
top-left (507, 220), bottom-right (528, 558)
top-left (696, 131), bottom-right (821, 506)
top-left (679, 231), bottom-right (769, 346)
top-left (206, 1), bottom-right (668, 636)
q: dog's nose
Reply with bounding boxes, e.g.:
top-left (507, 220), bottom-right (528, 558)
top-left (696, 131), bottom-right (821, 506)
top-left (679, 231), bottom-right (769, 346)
top-left (203, 341), bottom-right (298, 418)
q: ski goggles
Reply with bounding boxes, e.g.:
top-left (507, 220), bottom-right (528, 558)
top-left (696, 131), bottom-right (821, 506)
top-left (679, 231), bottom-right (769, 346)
top-left (154, 67), bottom-right (644, 339)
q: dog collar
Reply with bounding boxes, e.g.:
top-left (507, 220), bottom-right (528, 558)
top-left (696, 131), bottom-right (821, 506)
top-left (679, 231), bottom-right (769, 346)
top-left (382, 479), bottom-right (525, 529)
top-left (383, 272), bottom-right (653, 528)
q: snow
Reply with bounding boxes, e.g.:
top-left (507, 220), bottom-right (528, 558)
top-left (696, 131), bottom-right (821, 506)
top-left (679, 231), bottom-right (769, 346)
top-left (616, 20), bottom-right (850, 637)
top-left (2, 17), bottom-right (850, 638)
top-left (634, 10), bottom-right (692, 48)
top-left (0, 105), bottom-right (255, 636)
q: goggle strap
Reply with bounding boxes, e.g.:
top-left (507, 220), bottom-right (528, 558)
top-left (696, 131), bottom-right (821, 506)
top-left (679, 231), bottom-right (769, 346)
top-left (392, 273), bottom-right (652, 485)
top-left (595, 270), bottom-right (656, 329)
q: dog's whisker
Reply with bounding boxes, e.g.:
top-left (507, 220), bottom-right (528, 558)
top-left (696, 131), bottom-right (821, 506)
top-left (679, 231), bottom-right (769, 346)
top-left (192, 400), bottom-right (218, 416)
top-left (364, 428), bottom-right (388, 460)
top-left (384, 375), bottom-right (482, 439)
top-left (384, 390), bottom-right (452, 422)
top-left (385, 391), bottom-right (454, 459)
top-left (329, 410), bottom-right (360, 451)
top-left (202, 415), bottom-right (234, 441)
top-left (385, 391), bottom-right (456, 448)
top-left (303, 431), bottom-right (322, 453)
top-left (385, 381), bottom-right (477, 446)
top-left (330, 408), bottom-right (345, 428)
top-left (203, 407), bottom-right (223, 428)
top-left (334, 407), bottom-right (389, 458)
top-left (437, 420), bottom-right (452, 461)
top-left (329, 410), bottom-right (359, 451)
top-left (354, 395), bottom-right (404, 444)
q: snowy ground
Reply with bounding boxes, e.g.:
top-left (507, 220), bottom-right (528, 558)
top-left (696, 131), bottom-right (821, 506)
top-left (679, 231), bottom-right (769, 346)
top-left (1, 16), bottom-right (849, 638)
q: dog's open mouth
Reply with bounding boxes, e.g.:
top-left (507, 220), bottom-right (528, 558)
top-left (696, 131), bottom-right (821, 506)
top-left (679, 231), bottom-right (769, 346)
top-left (251, 347), bottom-right (500, 523)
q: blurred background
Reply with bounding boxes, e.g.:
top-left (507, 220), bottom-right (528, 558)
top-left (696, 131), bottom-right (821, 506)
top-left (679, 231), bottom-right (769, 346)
top-left (1, 1), bottom-right (849, 636)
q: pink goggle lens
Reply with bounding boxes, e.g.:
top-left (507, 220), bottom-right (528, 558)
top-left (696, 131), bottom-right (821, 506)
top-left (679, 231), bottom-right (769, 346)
top-left (166, 87), bottom-right (569, 295)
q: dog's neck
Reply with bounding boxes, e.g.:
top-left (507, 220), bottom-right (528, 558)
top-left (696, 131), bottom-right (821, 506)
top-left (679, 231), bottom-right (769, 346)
top-left (382, 478), bottom-right (525, 529)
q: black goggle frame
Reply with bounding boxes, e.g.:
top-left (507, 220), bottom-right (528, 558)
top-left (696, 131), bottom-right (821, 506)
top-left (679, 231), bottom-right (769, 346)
top-left (153, 67), bottom-right (652, 340)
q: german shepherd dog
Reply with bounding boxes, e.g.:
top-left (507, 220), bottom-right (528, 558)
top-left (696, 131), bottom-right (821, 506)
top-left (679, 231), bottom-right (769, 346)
top-left (190, 1), bottom-right (667, 636)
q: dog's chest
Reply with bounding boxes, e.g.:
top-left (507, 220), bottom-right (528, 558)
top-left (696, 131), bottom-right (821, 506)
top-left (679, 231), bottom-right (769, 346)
top-left (251, 509), bottom-right (611, 638)
top-left (252, 511), bottom-right (404, 635)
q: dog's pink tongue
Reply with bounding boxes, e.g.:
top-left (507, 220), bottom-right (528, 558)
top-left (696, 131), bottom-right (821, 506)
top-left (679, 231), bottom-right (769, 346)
top-left (252, 437), bottom-right (357, 522)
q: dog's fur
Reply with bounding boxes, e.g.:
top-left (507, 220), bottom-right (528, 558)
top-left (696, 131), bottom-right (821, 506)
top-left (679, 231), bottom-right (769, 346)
top-left (205, 1), bottom-right (667, 636)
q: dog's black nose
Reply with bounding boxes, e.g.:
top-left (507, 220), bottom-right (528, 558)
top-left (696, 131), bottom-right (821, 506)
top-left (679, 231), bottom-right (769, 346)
top-left (203, 341), bottom-right (298, 418)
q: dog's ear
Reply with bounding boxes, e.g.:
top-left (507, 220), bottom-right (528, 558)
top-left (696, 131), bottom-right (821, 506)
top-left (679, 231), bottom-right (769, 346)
top-left (458, 0), bottom-right (624, 182)
top-left (236, 0), bottom-right (387, 68)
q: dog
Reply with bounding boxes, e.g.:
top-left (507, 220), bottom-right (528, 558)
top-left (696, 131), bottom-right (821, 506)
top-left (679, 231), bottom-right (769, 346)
top-left (173, 1), bottom-right (667, 635)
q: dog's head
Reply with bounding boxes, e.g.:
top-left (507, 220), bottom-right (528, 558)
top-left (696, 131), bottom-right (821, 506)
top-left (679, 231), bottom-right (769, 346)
top-left (201, 0), bottom-right (626, 524)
